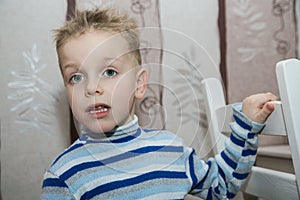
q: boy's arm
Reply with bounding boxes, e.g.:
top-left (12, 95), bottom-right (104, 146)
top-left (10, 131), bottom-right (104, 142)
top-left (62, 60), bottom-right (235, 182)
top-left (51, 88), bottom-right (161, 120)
top-left (187, 93), bottom-right (277, 199)
top-left (41, 171), bottom-right (75, 200)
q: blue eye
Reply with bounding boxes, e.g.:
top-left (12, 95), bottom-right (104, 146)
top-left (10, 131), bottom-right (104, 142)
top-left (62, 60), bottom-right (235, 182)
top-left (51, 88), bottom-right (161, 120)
top-left (70, 74), bottom-right (84, 84)
top-left (103, 69), bottom-right (117, 77)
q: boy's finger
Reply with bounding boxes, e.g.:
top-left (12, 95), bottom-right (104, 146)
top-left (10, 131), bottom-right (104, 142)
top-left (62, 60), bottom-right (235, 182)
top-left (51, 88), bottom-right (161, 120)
top-left (256, 102), bottom-right (275, 123)
top-left (265, 92), bottom-right (279, 102)
top-left (265, 102), bottom-right (275, 111)
top-left (259, 92), bottom-right (277, 102)
top-left (244, 92), bottom-right (278, 107)
top-left (255, 93), bottom-right (278, 108)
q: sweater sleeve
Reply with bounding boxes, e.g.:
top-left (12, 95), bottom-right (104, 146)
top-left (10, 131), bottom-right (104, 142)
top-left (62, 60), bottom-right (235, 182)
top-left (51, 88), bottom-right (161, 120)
top-left (41, 171), bottom-right (75, 200)
top-left (187, 102), bottom-right (265, 199)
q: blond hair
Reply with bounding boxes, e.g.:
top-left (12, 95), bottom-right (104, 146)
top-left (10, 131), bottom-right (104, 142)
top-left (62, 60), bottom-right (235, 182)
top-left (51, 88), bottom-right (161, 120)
top-left (54, 8), bottom-right (141, 65)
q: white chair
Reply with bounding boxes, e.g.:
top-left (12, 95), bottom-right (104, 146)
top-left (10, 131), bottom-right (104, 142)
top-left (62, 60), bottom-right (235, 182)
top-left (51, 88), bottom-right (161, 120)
top-left (201, 58), bottom-right (300, 200)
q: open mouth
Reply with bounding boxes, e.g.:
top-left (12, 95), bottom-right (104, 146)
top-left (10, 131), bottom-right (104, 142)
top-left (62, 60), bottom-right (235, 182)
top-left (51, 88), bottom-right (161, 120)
top-left (87, 103), bottom-right (111, 116)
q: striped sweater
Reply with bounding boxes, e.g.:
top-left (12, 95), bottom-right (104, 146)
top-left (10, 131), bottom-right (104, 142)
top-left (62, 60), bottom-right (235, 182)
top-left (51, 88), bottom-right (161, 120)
top-left (41, 103), bottom-right (264, 200)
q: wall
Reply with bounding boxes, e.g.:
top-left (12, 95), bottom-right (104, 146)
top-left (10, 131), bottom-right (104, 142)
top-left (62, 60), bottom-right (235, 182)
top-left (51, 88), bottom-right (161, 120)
top-left (159, 0), bottom-right (220, 158)
top-left (0, 1), bottom-right (70, 199)
top-left (225, 0), bottom-right (298, 103)
top-left (224, 0), bottom-right (298, 146)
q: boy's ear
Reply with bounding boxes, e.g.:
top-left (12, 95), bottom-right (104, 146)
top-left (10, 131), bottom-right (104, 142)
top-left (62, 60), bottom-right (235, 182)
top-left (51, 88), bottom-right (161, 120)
top-left (135, 68), bottom-right (148, 99)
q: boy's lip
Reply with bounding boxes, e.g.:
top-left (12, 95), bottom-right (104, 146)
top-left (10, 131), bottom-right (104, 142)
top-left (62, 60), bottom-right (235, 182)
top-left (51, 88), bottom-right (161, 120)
top-left (86, 103), bottom-right (111, 118)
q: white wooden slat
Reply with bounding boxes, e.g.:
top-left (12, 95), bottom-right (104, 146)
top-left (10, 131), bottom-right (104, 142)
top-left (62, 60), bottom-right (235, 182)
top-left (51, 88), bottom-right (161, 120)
top-left (243, 166), bottom-right (298, 200)
top-left (276, 58), bottom-right (300, 198)
top-left (217, 101), bottom-right (287, 136)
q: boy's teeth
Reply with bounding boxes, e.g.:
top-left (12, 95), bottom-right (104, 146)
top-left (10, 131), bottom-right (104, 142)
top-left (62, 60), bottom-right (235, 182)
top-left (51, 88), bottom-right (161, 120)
top-left (90, 107), bottom-right (108, 114)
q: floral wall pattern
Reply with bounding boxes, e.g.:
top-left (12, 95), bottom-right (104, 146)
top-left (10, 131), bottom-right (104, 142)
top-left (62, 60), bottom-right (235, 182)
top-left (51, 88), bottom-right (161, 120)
top-left (223, 0), bottom-right (298, 146)
top-left (7, 44), bottom-right (59, 135)
top-left (225, 0), bottom-right (297, 103)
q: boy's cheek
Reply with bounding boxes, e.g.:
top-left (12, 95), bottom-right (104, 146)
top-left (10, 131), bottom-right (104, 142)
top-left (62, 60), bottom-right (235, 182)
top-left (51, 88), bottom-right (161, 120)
top-left (112, 73), bottom-right (137, 94)
top-left (66, 90), bottom-right (73, 105)
top-left (66, 87), bottom-right (82, 106)
top-left (112, 85), bottom-right (135, 104)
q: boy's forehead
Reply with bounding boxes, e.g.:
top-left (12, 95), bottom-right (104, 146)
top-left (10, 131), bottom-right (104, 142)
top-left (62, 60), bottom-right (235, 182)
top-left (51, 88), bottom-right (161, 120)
top-left (59, 31), bottom-right (134, 65)
top-left (58, 31), bottom-right (137, 68)
top-left (82, 31), bottom-right (129, 51)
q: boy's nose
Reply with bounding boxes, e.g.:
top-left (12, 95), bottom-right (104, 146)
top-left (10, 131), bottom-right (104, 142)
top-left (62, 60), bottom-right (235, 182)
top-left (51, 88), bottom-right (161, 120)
top-left (85, 78), bottom-right (104, 96)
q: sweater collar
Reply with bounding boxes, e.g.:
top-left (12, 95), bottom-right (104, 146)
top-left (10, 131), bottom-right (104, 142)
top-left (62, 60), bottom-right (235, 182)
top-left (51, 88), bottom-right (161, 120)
top-left (79, 115), bottom-right (141, 143)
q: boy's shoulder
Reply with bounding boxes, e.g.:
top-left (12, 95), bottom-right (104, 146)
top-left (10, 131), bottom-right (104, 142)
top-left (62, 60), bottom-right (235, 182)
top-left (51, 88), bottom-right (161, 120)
top-left (46, 139), bottom-right (87, 175)
top-left (141, 128), bottom-right (184, 144)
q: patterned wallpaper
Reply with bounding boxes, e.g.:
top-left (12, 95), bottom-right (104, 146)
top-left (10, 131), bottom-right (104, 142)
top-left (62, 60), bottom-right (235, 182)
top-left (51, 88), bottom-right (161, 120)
top-left (0, 1), bottom-right (70, 199)
top-left (223, 0), bottom-right (298, 146)
top-left (225, 0), bottom-right (297, 103)
top-left (7, 44), bottom-right (60, 135)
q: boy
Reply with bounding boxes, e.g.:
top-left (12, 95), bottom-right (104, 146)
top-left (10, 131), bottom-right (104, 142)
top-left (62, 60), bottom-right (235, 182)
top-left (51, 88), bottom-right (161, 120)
top-left (41, 8), bottom-right (277, 199)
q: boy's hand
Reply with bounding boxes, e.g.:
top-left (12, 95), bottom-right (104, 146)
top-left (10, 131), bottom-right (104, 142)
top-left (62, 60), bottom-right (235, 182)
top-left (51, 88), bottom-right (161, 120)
top-left (242, 92), bottom-right (278, 124)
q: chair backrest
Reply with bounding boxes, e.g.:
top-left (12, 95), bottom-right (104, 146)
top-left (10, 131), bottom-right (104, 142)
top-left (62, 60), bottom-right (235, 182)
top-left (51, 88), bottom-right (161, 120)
top-left (276, 58), bottom-right (300, 196)
top-left (201, 58), bottom-right (300, 200)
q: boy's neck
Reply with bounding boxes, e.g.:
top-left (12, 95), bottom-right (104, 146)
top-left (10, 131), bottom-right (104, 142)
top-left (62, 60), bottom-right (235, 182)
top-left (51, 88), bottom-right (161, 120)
top-left (81, 115), bottom-right (139, 140)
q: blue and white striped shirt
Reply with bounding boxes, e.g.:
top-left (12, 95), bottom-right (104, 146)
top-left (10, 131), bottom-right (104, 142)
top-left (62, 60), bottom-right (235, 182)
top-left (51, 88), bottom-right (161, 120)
top-left (41, 103), bottom-right (264, 199)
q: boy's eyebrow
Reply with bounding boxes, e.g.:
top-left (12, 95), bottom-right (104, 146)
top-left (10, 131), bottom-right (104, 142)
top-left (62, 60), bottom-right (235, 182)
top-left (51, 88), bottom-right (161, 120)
top-left (103, 57), bottom-right (122, 63)
top-left (62, 64), bottom-right (79, 70)
top-left (61, 56), bottom-right (124, 71)
top-left (100, 57), bottom-right (125, 67)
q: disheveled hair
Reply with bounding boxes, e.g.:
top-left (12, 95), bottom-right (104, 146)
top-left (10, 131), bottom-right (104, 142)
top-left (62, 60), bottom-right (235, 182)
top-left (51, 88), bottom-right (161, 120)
top-left (54, 8), bottom-right (141, 66)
